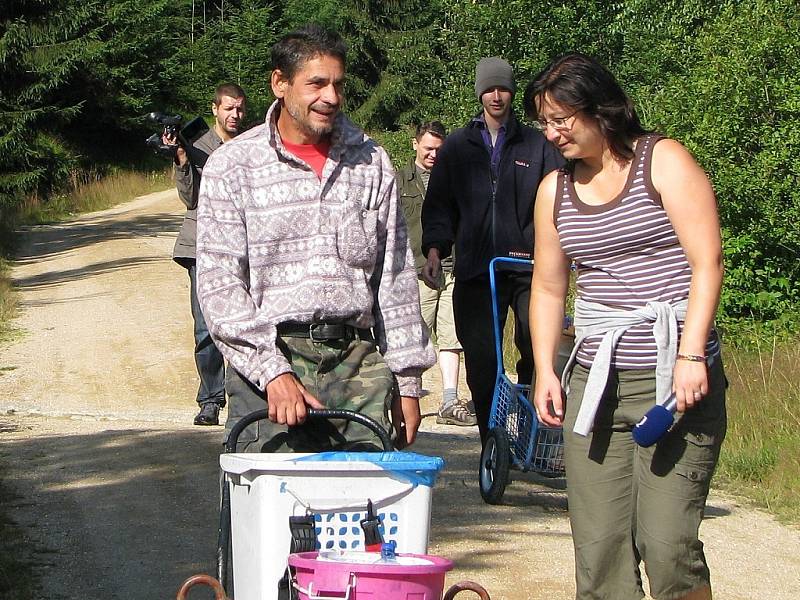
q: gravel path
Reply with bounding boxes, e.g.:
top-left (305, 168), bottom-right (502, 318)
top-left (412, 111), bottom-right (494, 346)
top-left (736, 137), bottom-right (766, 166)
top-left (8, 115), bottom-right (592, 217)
top-left (0, 190), bottom-right (798, 599)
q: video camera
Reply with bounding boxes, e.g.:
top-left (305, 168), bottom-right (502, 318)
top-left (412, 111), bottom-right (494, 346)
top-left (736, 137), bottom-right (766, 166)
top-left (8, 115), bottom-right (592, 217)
top-left (145, 112), bottom-right (209, 163)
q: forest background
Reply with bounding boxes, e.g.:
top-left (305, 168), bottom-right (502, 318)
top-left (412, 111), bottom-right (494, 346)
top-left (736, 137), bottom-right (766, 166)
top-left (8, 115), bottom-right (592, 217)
top-left (2, 0), bottom-right (798, 328)
top-left (1, 0), bottom-right (799, 524)
top-left (1, 0), bottom-right (798, 328)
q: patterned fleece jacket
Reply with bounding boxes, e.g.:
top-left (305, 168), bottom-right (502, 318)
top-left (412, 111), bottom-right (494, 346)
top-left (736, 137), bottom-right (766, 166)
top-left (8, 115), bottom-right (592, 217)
top-left (196, 101), bottom-right (435, 396)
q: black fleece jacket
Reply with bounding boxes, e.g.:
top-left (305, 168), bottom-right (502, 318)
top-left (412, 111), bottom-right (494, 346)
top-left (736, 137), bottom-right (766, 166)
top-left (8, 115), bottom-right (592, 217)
top-left (421, 110), bottom-right (563, 282)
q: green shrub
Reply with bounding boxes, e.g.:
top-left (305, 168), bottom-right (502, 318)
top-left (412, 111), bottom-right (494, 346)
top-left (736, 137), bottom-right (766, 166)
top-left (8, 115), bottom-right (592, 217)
top-left (616, 0), bottom-right (800, 323)
top-left (370, 128), bottom-right (415, 169)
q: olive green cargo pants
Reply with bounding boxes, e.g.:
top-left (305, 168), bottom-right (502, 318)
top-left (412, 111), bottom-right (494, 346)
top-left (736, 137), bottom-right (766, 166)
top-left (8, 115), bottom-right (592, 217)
top-left (563, 360), bottom-right (727, 600)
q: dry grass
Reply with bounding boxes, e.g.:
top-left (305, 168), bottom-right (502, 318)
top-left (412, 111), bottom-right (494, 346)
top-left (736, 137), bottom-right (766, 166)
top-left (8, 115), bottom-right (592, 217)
top-left (718, 338), bottom-right (800, 523)
top-left (19, 168), bottom-right (171, 224)
top-left (0, 264), bottom-right (17, 344)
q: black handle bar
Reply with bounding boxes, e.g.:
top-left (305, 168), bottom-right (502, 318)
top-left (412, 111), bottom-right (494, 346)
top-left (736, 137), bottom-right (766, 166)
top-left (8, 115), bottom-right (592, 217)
top-left (224, 408), bottom-right (393, 453)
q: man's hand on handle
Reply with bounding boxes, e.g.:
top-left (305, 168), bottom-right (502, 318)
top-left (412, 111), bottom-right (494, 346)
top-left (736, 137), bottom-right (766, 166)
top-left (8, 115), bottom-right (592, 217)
top-left (266, 373), bottom-right (419, 449)
top-left (265, 372), bottom-right (325, 426)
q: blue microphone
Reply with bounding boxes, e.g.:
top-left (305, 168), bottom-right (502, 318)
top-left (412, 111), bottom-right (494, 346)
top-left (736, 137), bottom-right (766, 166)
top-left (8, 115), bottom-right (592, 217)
top-left (632, 393), bottom-right (678, 447)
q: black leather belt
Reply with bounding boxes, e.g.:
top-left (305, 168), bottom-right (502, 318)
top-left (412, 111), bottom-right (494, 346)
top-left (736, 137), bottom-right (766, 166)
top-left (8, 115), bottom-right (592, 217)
top-left (276, 321), bottom-right (373, 343)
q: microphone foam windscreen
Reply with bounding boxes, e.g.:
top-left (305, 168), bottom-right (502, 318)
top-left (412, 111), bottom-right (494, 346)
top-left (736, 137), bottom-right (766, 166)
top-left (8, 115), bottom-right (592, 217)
top-left (632, 405), bottom-right (675, 447)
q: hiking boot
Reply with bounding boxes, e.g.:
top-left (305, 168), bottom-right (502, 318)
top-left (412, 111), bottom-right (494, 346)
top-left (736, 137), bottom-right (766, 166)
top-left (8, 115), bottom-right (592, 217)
top-left (436, 400), bottom-right (477, 427)
top-left (194, 403), bottom-right (221, 426)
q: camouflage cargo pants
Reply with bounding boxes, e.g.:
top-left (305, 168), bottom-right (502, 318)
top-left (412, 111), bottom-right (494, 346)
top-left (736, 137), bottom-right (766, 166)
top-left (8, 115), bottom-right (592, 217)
top-left (223, 335), bottom-right (396, 453)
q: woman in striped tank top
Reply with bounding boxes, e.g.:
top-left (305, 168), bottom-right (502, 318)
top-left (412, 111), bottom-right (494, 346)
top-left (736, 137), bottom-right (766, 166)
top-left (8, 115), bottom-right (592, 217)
top-left (526, 53), bottom-right (726, 600)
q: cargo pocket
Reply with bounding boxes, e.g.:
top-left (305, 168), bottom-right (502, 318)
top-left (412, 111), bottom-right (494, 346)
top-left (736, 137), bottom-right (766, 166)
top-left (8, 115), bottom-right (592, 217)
top-left (670, 430), bottom-right (720, 499)
top-left (336, 206), bottom-right (379, 268)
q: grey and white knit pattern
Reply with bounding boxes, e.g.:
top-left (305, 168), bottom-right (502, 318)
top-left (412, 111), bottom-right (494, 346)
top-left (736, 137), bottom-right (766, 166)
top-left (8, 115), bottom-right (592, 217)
top-left (196, 101), bottom-right (435, 395)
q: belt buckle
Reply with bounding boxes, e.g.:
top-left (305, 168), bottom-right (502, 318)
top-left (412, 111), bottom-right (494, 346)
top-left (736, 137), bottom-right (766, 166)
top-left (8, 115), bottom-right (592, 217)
top-left (308, 323), bottom-right (327, 343)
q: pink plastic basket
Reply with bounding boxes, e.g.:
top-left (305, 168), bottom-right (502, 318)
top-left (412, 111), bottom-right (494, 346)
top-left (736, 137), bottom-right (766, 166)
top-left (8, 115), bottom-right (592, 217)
top-left (288, 551), bottom-right (453, 600)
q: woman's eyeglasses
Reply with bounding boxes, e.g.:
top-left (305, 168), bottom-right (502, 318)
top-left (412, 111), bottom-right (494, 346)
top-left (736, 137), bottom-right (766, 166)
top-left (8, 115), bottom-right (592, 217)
top-left (532, 109), bottom-right (579, 132)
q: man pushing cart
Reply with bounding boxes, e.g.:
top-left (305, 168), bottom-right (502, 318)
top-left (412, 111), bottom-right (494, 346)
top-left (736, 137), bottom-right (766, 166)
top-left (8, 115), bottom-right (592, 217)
top-left (195, 23), bottom-right (435, 455)
top-left (193, 22), bottom-right (446, 600)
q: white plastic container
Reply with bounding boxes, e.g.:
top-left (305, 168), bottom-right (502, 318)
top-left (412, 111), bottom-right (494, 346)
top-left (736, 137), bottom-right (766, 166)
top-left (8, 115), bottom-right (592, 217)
top-left (220, 451), bottom-right (444, 600)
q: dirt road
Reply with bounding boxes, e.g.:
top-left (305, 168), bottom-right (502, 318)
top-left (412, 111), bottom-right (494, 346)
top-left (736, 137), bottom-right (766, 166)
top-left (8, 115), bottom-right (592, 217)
top-left (1, 191), bottom-right (798, 600)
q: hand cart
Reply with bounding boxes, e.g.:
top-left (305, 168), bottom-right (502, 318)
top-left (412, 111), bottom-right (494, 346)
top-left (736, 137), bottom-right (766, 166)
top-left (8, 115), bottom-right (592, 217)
top-left (174, 408), bottom-right (492, 600)
top-left (478, 257), bottom-right (566, 504)
top-left (217, 408), bottom-right (394, 597)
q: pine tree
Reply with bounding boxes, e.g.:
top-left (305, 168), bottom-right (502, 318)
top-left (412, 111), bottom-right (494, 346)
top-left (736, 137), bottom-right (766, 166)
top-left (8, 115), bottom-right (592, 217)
top-left (0, 0), bottom-right (177, 214)
top-left (0, 0), bottom-right (86, 213)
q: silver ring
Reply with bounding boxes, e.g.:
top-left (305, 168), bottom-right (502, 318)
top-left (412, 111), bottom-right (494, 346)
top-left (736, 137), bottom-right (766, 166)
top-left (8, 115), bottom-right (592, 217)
top-left (693, 391), bottom-right (702, 399)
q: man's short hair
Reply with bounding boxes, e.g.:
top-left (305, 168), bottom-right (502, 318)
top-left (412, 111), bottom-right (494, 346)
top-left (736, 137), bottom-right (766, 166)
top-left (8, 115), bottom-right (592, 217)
top-left (213, 83), bottom-right (246, 106)
top-left (415, 121), bottom-right (447, 141)
top-left (271, 24), bottom-right (347, 82)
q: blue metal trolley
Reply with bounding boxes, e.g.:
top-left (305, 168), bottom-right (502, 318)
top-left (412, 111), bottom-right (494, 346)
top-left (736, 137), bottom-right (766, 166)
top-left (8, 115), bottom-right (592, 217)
top-left (478, 257), bottom-right (566, 504)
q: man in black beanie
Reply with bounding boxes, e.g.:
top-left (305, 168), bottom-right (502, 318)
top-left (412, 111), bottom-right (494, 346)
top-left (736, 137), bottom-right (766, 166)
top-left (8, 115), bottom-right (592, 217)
top-left (422, 56), bottom-right (563, 444)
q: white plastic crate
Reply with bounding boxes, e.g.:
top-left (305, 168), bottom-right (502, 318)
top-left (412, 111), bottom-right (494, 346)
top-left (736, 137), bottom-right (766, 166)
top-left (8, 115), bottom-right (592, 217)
top-left (220, 451), bottom-right (444, 600)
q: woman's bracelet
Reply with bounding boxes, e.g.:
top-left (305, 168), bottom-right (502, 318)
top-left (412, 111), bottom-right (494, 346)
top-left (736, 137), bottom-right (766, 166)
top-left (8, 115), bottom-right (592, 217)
top-left (677, 353), bottom-right (706, 363)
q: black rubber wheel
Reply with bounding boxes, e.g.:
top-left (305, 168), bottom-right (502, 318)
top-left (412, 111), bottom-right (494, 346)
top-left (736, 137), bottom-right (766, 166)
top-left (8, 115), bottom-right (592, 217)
top-left (479, 427), bottom-right (511, 504)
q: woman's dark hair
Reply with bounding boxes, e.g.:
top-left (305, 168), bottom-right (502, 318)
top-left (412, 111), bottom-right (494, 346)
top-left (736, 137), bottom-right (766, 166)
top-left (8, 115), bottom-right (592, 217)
top-left (271, 24), bottom-right (347, 81)
top-left (524, 52), bottom-right (647, 162)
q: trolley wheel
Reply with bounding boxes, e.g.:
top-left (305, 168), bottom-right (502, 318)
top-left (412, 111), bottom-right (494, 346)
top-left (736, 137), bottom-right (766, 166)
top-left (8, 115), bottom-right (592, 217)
top-left (479, 427), bottom-right (511, 504)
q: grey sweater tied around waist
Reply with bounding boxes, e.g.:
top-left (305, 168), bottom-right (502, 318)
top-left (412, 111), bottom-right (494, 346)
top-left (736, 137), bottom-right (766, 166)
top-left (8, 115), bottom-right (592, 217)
top-left (561, 298), bottom-right (689, 436)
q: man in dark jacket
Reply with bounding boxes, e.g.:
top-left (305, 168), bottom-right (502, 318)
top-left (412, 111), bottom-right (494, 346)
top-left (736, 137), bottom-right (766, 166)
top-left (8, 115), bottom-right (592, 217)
top-left (168, 83), bottom-right (246, 426)
top-left (422, 57), bottom-right (563, 442)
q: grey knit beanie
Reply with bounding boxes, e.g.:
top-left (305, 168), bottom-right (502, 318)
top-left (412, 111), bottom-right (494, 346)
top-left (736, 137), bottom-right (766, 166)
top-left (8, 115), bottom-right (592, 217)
top-left (474, 56), bottom-right (516, 100)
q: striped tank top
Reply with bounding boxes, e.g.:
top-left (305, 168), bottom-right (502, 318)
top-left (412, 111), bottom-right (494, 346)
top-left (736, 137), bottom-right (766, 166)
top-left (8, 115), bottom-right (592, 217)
top-left (555, 134), bottom-right (718, 369)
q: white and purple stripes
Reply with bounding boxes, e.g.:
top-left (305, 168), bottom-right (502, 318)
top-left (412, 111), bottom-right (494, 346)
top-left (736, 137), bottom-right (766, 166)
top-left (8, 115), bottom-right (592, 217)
top-left (556, 135), bottom-right (717, 368)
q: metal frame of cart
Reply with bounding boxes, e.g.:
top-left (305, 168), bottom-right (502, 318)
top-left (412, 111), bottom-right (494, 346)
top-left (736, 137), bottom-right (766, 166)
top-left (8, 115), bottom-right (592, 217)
top-left (478, 257), bottom-right (566, 504)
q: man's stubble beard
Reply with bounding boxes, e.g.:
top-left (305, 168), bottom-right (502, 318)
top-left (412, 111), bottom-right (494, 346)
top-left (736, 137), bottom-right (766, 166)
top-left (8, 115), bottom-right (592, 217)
top-left (216, 116), bottom-right (240, 136)
top-left (285, 100), bottom-right (336, 139)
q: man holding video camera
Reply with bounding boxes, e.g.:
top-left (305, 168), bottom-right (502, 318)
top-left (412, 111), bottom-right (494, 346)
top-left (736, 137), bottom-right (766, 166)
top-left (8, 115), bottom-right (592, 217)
top-left (165, 83), bottom-right (247, 426)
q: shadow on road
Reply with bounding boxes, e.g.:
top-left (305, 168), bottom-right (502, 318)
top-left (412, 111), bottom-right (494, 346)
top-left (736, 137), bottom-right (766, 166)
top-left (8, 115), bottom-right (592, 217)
top-left (0, 419), bottom-right (568, 599)
top-left (14, 256), bottom-right (165, 292)
top-left (14, 210), bottom-right (182, 262)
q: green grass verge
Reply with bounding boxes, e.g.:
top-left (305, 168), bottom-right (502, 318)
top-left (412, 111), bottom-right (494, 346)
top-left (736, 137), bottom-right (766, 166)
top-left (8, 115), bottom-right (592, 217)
top-left (716, 337), bottom-right (800, 523)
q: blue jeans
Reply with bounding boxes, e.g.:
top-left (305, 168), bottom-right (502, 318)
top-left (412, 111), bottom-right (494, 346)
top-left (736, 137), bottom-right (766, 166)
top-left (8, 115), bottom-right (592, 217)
top-left (188, 263), bottom-right (225, 407)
